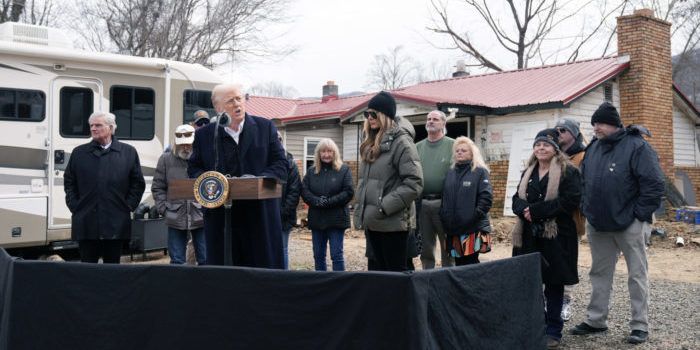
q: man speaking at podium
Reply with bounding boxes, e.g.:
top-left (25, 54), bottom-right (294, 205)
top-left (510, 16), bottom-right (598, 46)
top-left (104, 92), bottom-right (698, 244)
top-left (188, 84), bottom-right (287, 268)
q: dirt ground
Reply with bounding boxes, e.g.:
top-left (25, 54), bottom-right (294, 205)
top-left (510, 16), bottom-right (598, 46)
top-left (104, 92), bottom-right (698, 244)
top-left (127, 217), bottom-right (699, 284)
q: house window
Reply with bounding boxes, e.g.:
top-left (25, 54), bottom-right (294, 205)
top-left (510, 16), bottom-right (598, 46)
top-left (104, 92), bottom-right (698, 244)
top-left (303, 137), bottom-right (322, 174)
top-left (603, 82), bottom-right (613, 103)
top-left (59, 87), bottom-right (94, 137)
top-left (110, 86), bottom-right (155, 140)
top-left (0, 88), bottom-right (45, 122)
top-left (183, 89), bottom-right (216, 123)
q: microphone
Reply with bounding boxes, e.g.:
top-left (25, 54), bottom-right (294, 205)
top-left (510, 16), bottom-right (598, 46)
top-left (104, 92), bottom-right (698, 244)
top-left (213, 112), bottom-right (229, 172)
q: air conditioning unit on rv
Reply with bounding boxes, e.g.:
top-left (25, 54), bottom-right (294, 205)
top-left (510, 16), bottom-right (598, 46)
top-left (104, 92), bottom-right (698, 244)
top-left (0, 22), bottom-right (72, 48)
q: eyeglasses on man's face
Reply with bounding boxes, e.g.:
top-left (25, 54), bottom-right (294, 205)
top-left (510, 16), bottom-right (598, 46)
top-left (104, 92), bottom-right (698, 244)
top-left (556, 128), bottom-right (568, 134)
top-left (175, 132), bottom-right (193, 138)
top-left (363, 111), bottom-right (378, 119)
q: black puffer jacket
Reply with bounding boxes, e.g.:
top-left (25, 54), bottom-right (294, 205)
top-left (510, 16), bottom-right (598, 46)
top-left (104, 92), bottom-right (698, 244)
top-left (581, 127), bottom-right (665, 232)
top-left (302, 163), bottom-right (354, 230)
top-left (281, 152), bottom-right (301, 230)
top-left (439, 162), bottom-right (493, 236)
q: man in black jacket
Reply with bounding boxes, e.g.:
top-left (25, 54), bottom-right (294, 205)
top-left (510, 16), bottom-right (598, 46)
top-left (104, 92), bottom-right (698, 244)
top-left (64, 111), bottom-right (145, 264)
top-left (570, 102), bottom-right (664, 345)
top-left (278, 131), bottom-right (301, 269)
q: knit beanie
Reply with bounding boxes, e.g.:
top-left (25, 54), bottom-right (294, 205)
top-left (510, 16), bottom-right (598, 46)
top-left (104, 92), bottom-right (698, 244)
top-left (555, 118), bottom-right (581, 138)
top-left (367, 91), bottom-right (396, 119)
top-left (533, 128), bottom-right (560, 151)
top-left (591, 102), bottom-right (623, 127)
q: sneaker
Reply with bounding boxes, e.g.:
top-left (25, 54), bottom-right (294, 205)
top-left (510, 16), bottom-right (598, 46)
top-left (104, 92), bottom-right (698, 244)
top-left (570, 322), bottom-right (608, 335)
top-left (546, 337), bottom-right (560, 349)
top-left (627, 330), bottom-right (648, 344)
top-left (560, 300), bottom-right (572, 321)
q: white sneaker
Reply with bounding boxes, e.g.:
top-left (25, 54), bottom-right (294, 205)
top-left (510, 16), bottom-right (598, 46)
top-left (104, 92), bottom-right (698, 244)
top-left (561, 300), bottom-right (572, 321)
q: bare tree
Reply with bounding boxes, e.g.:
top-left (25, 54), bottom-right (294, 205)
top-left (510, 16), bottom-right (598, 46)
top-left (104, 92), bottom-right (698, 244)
top-left (427, 0), bottom-right (699, 72)
top-left (249, 81), bottom-right (299, 98)
top-left (0, 0), bottom-right (26, 23)
top-left (416, 59), bottom-right (456, 82)
top-left (72, 0), bottom-right (295, 67)
top-left (19, 0), bottom-right (61, 26)
top-left (366, 46), bottom-right (423, 90)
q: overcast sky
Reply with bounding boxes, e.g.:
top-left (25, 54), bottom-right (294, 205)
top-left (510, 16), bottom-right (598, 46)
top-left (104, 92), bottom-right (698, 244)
top-left (219, 0), bottom-right (472, 97)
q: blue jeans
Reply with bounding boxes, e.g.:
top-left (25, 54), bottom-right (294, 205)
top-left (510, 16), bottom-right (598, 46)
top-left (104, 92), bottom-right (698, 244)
top-left (282, 228), bottom-right (291, 270)
top-left (168, 227), bottom-right (206, 265)
top-left (311, 228), bottom-right (345, 271)
top-left (544, 283), bottom-right (565, 339)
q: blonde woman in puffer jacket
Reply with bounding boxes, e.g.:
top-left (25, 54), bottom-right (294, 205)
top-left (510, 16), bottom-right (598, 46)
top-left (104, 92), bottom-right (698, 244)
top-left (353, 91), bottom-right (423, 271)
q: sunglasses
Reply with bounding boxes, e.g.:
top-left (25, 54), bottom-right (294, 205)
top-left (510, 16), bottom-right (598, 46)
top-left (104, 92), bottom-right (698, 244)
top-left (556, 128), bottom-right (567, 134)
top-left (175, 132), bottom-right (193, 138)
top-left (363, 111), bottom-right (378, 119)
top-left (194, 118), bottom-right (210, 127)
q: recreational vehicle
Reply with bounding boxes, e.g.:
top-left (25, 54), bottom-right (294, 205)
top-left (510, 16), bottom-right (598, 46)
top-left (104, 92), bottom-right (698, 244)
top-left (0, 22), bottom-right (221, 255)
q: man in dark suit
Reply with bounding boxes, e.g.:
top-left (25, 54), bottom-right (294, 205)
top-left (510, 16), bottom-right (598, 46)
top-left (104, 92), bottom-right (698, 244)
top-left (188, 84), bottom-right (287, 268)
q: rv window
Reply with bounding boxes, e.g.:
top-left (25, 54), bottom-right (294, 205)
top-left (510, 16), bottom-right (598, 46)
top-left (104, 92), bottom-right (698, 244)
top-left (183, 90), bottom-right (215, 123)
top-left (110, 86), bottom-right (155, 140)
top-left (0, 88), bottom-right (45, 122)
top-left (59, 87), bottom-right (93, 137)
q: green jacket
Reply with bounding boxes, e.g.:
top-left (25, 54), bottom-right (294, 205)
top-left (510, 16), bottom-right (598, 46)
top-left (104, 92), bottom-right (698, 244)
top-left (353, 116), bottom-right (423, 232)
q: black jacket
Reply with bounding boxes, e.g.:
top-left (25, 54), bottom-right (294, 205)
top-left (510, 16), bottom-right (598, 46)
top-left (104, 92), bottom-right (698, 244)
top-left (581, 127), bottom-right (665, 232)
top-left (439, 162), bottom-right (493, 236)
top-left (64, 139), bottom-right (145, 241)
top-left (512, 164), bottom-right (581, 285)
top-left (281, 152), bottom-right (301, 230)
top-left (302, 163), bottom-right (354, 230)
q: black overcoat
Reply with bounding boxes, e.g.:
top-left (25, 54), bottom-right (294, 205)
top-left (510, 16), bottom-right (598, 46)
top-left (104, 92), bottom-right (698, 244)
top-left (512, 164), bottom-right (581, 285)
top-left (439, 162), bottom-right (493, 236)
top-left (281, 152), bottom-right (301, 231)
top-left (64, 139), bottom-right (145, 241)
top-left (188, 114), bottom-right (287, 268)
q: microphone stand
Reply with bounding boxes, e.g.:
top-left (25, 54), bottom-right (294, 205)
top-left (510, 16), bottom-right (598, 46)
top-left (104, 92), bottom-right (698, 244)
top-left (214, 112), bottom-right (234, 266)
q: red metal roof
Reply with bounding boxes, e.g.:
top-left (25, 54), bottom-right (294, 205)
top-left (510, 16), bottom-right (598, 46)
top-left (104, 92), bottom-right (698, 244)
top-left (395, 56), bottom-right (629, 108)
top-left (246, 56), bottom-right (631, 123)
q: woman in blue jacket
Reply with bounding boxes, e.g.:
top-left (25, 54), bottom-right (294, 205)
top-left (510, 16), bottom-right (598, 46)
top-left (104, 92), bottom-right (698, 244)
top-left (439, 136), bottom-right (493, 266)
top-left (301, 138), bottom-right (354, 271)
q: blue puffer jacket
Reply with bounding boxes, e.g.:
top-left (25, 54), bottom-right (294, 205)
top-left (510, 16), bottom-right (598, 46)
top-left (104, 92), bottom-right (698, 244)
top-left (580, 127), bottom-right (665, 232)
top-left (439, 161), bottom-right (493, 236)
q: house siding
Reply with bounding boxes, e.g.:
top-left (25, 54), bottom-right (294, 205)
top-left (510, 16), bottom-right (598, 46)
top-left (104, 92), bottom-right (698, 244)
top-left (673, 106), bottom-right (698, 166)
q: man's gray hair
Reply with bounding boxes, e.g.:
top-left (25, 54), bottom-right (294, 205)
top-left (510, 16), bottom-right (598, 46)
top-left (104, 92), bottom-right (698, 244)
top-left (211, 83), bottom-right (246, 103)
top-left (88, 111), bottom-right (117, 135)
top-left (194, 109), bottom-right (209, 119)
top-left (428, 110), bottom-right (447, 121)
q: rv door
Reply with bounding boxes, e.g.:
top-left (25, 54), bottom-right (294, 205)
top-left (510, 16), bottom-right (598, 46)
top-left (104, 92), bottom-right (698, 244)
top-left (48, 77), bottom-right (103, 237)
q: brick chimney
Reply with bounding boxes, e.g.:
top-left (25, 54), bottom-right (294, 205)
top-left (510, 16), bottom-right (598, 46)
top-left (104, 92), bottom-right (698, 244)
top-left (617, 8), bottom-right (674, 178)
top-left (322, 80), bottom-right (339, 102)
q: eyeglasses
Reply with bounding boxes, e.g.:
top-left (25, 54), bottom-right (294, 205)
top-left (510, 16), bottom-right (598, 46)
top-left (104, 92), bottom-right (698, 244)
top-left (556, 128), bottom-right (567, 134)
top-left (175, 132), bottom-right (193, 138)
top-left (363, 111), bottom-right (378, 119)
top-left (194, 118), bottom-right (210, 127)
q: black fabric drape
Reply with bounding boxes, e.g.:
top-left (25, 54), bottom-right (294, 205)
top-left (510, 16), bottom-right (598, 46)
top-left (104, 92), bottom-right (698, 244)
top-left (0, 249), bottom-right (545, 350)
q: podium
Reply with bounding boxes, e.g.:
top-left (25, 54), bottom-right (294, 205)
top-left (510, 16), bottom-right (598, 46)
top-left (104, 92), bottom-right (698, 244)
top-left (167, 176), bottom-right (282, 265)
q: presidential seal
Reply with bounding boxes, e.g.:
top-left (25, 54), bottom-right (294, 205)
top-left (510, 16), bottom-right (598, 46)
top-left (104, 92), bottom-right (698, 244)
top-left (193, 171), bottom-right (229, 208)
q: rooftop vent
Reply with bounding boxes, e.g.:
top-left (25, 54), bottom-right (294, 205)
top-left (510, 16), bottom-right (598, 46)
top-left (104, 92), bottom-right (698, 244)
top-left (0, 22), bottom-right (72, 48)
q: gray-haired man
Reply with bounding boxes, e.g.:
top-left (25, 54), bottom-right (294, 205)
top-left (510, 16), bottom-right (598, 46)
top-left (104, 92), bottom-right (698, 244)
top-left (416, 110), bottom-right (454, 269)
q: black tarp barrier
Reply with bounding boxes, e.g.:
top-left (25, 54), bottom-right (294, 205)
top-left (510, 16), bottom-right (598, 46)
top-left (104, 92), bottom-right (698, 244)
top-left (0, 249), bottom-right (545, 350)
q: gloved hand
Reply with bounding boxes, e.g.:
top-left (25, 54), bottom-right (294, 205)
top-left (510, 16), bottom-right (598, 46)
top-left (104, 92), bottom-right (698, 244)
top-left (315, 196), bottom-right (329, 208)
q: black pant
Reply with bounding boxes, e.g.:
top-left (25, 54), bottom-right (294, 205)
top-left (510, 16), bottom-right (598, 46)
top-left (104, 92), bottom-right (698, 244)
top-left (366, 230), bottom-right (408, 272)
top-left (79, 240), bottom-right (125, 264)
top-left (455, 253), bottom-right (480, 266)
